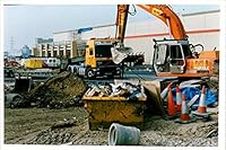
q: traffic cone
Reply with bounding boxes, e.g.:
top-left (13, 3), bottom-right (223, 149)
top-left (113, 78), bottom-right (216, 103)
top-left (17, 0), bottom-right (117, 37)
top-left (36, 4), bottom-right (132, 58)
top-left (167, 85), bottom-right (176, 118)
top-left (175, 94), bottom-right (196, 124)
top-left (192, 85), bottom-right (210, 118)
top-left (176, 85), bottom-right (182, 113)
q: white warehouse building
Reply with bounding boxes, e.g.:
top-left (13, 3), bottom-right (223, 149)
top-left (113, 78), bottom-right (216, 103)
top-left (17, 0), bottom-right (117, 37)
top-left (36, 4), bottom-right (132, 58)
top-left (80, 10), bottom-right (220, 64)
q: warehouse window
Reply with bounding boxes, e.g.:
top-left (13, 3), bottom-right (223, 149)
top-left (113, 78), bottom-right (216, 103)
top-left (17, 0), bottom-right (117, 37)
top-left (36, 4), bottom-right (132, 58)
top-left (47, 51), bottom-right (51, 57)
top-left (53, 51), bottom-right (57, 57)
top-left (66, 50), bottom-right (71, 58)
top-left (60, 51), bottom-right (63, 57)
top-left (47, 44), bottom-right (50, 49)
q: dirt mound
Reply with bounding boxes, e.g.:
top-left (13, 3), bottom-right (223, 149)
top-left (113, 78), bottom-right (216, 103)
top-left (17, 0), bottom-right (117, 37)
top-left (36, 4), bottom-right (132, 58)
top-left (23, 71), bottom-right (87, 108)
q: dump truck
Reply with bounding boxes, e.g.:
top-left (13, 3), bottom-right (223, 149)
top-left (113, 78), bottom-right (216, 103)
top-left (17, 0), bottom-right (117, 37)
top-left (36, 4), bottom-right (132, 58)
top-left (66, 38), bottom-right (124, 79)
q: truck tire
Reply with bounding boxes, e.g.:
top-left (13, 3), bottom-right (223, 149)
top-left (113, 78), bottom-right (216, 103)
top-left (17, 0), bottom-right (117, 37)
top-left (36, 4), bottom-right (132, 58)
top-left (87, 69), bottom-right (95, 79)
top-left (115, 69), bottom-right (123, 79)
top-left (73, 67), bottom-right (79, 76)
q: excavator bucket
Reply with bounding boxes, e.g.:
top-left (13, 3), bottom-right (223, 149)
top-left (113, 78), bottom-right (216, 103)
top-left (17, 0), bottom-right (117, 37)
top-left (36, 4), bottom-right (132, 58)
top-left (111, 46), bottom-right (128, 64)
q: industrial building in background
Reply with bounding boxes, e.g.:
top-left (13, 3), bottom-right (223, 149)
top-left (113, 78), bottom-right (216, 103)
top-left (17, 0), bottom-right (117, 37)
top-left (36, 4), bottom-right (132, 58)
top-left (31, 10), bottom-right (219, 63)
top-left (31, 37), bottom-right (84, 59)
top-left (31, 25), bottom-right (114, 59)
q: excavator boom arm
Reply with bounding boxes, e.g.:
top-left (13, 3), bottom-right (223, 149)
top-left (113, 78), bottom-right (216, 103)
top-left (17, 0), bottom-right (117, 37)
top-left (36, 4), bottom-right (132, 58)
top-left (115, 5), bottom-right (129, 43)
top-left (115, 4), bottom-right (188, 42)
top-left (137, 4), bottom-right (187, 40)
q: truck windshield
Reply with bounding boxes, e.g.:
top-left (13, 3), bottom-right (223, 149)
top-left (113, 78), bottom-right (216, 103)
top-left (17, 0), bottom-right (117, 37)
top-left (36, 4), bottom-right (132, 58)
top-left (95, 44), bottom-right (113, 57)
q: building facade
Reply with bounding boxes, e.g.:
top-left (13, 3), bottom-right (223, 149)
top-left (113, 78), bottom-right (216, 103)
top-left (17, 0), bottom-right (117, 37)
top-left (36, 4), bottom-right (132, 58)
top-left (32, 10), bottom-right (220, 63)
top-left (32, 37), bottom-right (85, 59)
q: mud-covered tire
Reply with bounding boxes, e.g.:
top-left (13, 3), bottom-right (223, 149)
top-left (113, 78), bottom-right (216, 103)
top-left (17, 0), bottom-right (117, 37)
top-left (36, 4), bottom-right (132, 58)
top-left (86, 69), bottom-right (95, 79)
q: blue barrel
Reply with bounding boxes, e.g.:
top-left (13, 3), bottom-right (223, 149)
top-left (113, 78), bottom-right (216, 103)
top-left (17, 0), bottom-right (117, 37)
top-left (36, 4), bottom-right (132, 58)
top-left (108, 123), bottom-right (140, 145)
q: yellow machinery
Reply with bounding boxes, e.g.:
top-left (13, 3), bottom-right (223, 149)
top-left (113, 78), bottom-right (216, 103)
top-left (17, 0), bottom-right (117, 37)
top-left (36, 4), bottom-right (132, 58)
top-left (83, 96), bottom-right (146, 130)
top-left (24, 58), bottom-right (44, 69)
top-left (83, 36), bottom-right (144, 78)
top-left (82, 81), bottom-right (163, 130)
top-left (85, 38), bottom-right (116, 68)
top-left (65, 37), bottom-right (124, 78)
top-left (84, 38), bottom-right (123, 78)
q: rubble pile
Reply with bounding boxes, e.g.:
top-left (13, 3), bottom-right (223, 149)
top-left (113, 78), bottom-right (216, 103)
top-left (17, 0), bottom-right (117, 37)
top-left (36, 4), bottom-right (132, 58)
top-left (84, 82), bottom-right (147, 101)
top-left (22, 72), bottom-right (87, 108)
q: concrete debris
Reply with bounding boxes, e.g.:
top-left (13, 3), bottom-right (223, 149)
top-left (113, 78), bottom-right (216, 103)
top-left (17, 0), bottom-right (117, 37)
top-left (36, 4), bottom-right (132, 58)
top-left (51, 118), bottom-right (78, 129)
top-left (84, 82), bottom-right (147, 101)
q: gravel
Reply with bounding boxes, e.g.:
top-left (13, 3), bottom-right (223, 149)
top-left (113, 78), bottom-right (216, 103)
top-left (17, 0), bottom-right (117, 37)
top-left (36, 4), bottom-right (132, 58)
top-left (21, 110), bottom-right (218, 146)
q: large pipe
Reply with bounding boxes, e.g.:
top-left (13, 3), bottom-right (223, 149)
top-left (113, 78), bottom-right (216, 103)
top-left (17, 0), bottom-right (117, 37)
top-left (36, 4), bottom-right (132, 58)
top-left (108, 123), bottom-right (140, 145)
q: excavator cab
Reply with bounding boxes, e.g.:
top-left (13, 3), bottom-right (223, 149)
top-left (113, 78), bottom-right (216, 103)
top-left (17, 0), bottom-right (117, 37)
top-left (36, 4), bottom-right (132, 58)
top-left (153, 39), bottom-right (192, 75)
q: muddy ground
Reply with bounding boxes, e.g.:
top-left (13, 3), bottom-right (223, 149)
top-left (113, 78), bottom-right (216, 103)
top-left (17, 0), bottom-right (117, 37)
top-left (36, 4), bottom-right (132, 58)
top-left (5, 107), bottom-right (218, 146)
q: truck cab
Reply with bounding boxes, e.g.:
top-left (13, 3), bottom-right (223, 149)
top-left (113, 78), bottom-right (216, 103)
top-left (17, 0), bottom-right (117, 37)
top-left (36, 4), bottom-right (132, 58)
top-left (85, 38), bottom-right (123, 78)
top-left (67, 38), bottom-right (123, 79)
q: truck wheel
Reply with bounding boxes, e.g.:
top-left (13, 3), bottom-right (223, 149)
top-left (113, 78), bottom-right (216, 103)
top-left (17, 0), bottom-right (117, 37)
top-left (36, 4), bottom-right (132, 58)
top-left (73, 67), bottom-right (79, 75)
top-left (87, 69), bottom-right (95, 79)
top-left (115, 70), bottom-right (123, 79)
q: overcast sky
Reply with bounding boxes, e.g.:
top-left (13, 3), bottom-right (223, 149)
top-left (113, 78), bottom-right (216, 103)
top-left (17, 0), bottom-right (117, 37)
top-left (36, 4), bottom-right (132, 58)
top-left (3, 4), bottom-right (219, 55)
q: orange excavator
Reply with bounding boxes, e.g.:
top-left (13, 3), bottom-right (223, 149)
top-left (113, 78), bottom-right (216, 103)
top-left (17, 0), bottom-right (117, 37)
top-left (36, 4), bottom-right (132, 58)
top-left (114, 4), bottom-right (219, 78)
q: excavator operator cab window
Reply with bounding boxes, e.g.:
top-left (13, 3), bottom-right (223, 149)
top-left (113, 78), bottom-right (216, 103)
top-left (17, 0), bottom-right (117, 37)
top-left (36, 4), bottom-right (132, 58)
top-left (182, 44), bottom-right (193, 58)
top-left (153, 43), bottom-right (186, 73)
top-left (168, 44), bottom-right (186, 73)
top-left (153, 44), bottom-right (170, 73)
top-left (170, 45), bottom-right (183, 59)
top-left (155, 44), bottom-right (168, 65)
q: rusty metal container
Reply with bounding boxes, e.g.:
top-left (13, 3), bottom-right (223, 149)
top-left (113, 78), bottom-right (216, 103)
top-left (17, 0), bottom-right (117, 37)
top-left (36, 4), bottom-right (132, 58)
top-left (83, 96), bottom-right (147, 130)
